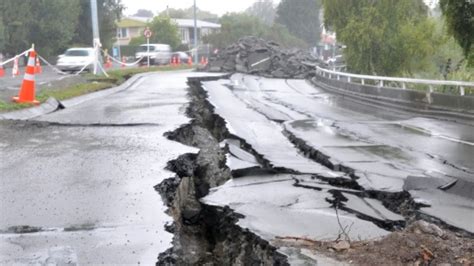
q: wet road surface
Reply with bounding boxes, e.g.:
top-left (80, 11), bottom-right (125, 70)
top-left (0, 71), bottom-right (219, 264)
top-left (201, 74), bottom-right (474, 240)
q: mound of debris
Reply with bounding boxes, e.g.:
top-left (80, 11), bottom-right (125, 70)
top-left (205, 36), bottom-right (318, 79)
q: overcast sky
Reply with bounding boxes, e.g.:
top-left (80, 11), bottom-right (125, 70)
top-left (121, 0), bottom-right (437, 17)
top-left (122, 0), bottom-right (281, 16)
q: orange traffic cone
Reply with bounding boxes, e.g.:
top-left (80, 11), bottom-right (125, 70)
top-left (200, 56), bottom-right (205, 65)
top-left (13, 50), bottom-right (40, 105)
top-left (12, 57), bottom-right (20, 77)
top-left (177, 56), bottom-right (181, 65)
top-left (0, 63), bottom-right (4, 78)
top-left (188, 56), bottom-right (193, 66)
top-left (105, 55), bottom-right (112, 69)
top-left (35, 57), bottom-right (42, 74)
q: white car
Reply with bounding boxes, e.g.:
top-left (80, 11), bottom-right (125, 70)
top-left (135, 44), bottom-right (172, 65)
top-left (57, 48), bottom-right (95, 72)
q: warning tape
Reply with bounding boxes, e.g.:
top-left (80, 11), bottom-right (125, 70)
top-left (37, 55), bottom-right (70, 75)
top-left (0, 49), bottom-right (33, 66)
top-left (107, 54), bottom-right (143, 67)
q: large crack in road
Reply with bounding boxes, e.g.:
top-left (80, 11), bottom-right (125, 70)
top-left (157, 74), bottom-right (473, 264)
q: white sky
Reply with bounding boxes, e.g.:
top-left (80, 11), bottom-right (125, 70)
top-left (122, 0), bottom-right (281, 16)
top-left (122, 0), bottom-right (437, 17)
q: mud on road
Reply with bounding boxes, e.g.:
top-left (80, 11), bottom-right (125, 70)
top-left (156, 75), bottom-right (473, 265)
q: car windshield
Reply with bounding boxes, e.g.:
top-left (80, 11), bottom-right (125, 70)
top-left (138, 46), bottom-right (155, 52)
top-left (65, 50), bottom-right (90, 57)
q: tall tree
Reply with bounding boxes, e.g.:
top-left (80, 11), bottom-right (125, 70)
top-left (246, 0), bottom-right (276, 26)
top-left (30, 0), bottom-right (81, 57)
top-left (72, 0), bottom-right (124, 49)
top-left (439, 0), bottom-right (473, 65)
top-left (0, 0), bottom-right (81, 57)
top-left (204, 13), bottom-right (306, 49)
top-left (323, 0), bottom-right (434, 76)
top-left (276, 0), bottom-right (322, 45)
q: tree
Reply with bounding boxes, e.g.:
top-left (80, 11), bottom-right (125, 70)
top-left (30, 0), bottom-right (81, 57)
top-left (323, 0), bottom-right (434, 76)
top-left (276, 0), bottom-right (322, 45)
top-left (439, 0), bottom-right (474, 66)
top-left (246, 0), bottom-right (276, 26)
top-left (129, 16), bottom-right (180, 50)
top-left (203, 13), bottom-right (306, 49)
top-left (72, 0), bottom-right (124, 49)
top-left (0, 0), bottom-right (81, 57)
top-left (134, 9), bottom-right (154, 18)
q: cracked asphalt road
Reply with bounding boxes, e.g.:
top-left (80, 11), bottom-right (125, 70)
top-left (0, 70), bottom-right (220, 264)
top-left (0, 70), bottom-right (472, 264)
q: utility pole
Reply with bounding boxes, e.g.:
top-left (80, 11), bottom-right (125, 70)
top-left (193, 0), bottom-right (199, 65)
top-left (90, 0), bottom-right (101, 75)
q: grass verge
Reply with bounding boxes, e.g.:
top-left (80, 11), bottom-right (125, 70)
top-left (0, 65), bottom-right (192, 112)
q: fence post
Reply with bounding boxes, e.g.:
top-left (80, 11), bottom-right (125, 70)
top-left (460, 86), bottom-right (465, 96)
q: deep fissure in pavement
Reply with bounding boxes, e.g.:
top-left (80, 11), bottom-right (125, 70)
top-left (155, 76), bottom-right (289, 265)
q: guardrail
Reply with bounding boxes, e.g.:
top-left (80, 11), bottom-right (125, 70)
top-left (316, 66), bottom-right (474, 96)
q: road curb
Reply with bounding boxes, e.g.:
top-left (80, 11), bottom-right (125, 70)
top-left (0, 72), bottom-right (153, 121)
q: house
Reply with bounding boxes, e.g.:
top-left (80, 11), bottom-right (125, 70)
top-left (116, 16), bottom-right (221, 46)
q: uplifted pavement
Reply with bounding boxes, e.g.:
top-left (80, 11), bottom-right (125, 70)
top-left (200, 73), bottom-right (474, 239)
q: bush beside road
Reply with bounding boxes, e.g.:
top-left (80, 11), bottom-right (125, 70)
top-left (0, 65), bottom-right (192, 112)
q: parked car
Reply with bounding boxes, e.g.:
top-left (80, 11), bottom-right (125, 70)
top-left (172, 52), bottom-right (190, 64)
top-left (135, 44), bottom-right (172, 65)
top-left (57, 48), bottom-right (95, 72)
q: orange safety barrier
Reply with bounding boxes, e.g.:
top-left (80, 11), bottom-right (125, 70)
top-left (121, 56), bottom-right (126, 68)
top-left (35, 57), bottom-right (42, 74)
top-left (12, 57), bottom-right (20, 77)
top-left (105, 55), bottom-right (112, 69)
top-left (200, 56), bottom-right (208, 66)
top-left (13, 50), bottom-right (40, 105)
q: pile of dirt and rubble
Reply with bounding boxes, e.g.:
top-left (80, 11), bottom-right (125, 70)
top-left (204, 36), bottom-right (318, 79)
top-left (273, 220), bottom-right (473, 265)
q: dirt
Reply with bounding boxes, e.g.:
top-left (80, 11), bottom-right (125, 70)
top-left (273, 220), bottom-right (474, 265)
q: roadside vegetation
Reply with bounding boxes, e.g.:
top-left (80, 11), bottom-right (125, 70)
top-left (323, 0), bottom-right (473, 81)
top-left (0, 65), bottom-right (191, 112)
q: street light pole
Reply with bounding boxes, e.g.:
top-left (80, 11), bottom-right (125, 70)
top-left (90, 0), bottom-right (101, 75)
top-left (193, 0), bottom-right (199, 65)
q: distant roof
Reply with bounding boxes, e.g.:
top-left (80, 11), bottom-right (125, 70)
top-left (117, 17), bottom-right (221, 29)
top-left (116, 17), bottom-right (147, 28)
top-left (173, 19), bottom-right (221, 29)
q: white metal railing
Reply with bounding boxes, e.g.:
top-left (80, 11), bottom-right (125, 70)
top-left (316, 66), bottom-right (474, 96)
